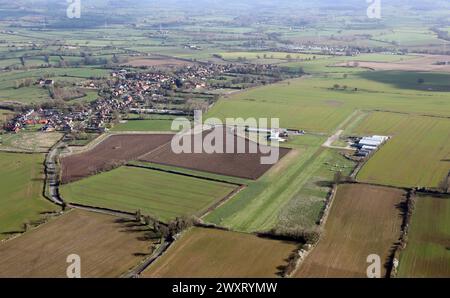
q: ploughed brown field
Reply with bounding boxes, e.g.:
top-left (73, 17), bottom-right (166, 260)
top-left (139, 128), bottom-right (291, 180)
top-left (294, 183), bottom-right (405, 278)
top-left (61, 134), bottom-right (173, 183)
top-left (142, 227), bottom-right (298, 277)
top-left (0, 209), bottom-right (153, 277)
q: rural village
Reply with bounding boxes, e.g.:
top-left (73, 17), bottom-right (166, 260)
top-left (0, 0), bottom-right (448, 285)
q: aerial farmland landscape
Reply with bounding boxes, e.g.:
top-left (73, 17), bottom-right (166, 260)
top-left (0, 0), bottom-right (449, 288)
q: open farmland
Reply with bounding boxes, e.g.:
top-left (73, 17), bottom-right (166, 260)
top-left (0, 67), bottom-right (109, 105)
top-left (0, 209), bottom-right (153, 277)
top-left (124, 57), bottom-right (193, 67)
top-left (397, 194), bottom-right (450, 277)
top-left (206, 71), bottom-right (450, 133)
top-left (60, 166), bottom-right (237, 222)
top-left (335, 55), bottom-right (450, 73)
top-left (294, 184), bottom-right (405, 277)
top-left (139, 128), bottom-right (291, 180)
top-left (142, 227), bottom-right (298, 277)
top-left (354, 112), bottom-right (450, 188)
top-left (60, 134), bottom-right (173, 183)
top-left (204, 135), bottom-right (355, 233)
top-left (0, 152), bottom-right (58, 240)
top-left (111, 119), bottom-right (175, 132)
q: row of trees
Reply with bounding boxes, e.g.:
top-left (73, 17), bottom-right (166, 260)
top-left (134, 210), bottom-right (196, 241)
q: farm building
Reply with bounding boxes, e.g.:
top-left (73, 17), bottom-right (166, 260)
top-left (357, 135), bottom-right (389, 148)
top-left (355, 135), bottom-right (389, 157)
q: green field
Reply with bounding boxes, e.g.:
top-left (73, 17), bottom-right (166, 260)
top-left (204, 135), bottom-right (355, 232)
top-left (354, 112), bottom-right (450, 188)
top-left (60, 166), bottom-right (237, 222)
top-left (0, 152), bottom-right (57, 240)
top-left (111, 119), bottom-right (175, 132)
top-left (398, 195), bottom-right (450, 277)
top-left (207, 71), bottom-right (450, 133)
top-left (0, 67), bottom-right (110, 104)
top-left (217, 51), bottom-right (327, 64)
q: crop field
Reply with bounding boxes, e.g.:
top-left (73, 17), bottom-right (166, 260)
top-left (0, 209), bottom-right (153, 277)
top-left (353, 112), bottom-right (450, 188)
top-left (217, 51), bottom-right (328, 64)
top-left (111, 119), bottom-right (175, 132)
top-left (204, 135), bottom-right (355, 232)
top-left (0, 132), bottom-right (62, 152)
top-left (124, 57), bottom-right (192, 67)
top-left (0, 152), bottom-right (57, 240)
top-left (60, 134), bottom-right (173, 183)
top-left (139, 129), bottom-right (291, 180)
top-left (294, 184), bottom-right (405, 277)
top-left (142, 227), bottom-right (298, 277)
top-left (60, 166), bottom-right (237, 222)
top-left (397, 194), bottom-right (450, 277)
top-left (207, 71), bottom-right (450, 133)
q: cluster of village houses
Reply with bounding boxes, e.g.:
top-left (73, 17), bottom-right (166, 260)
top-left (5, 94), bottom-right (140, 134)
top-left (3, 62), bottom-right (279, 134)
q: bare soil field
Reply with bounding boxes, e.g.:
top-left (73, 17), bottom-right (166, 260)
top-left (294, 183), bottom-right (405, 278)
top-left (142, 227), bottom-right (298, 277)
top-left (335, 55), bottom-right (450, 72)
top-left (0, 209), bottom-right (153, 277)
top-left (139, 129), bottom-right (291, 180)
top-left (0, 132), bottom-right (63, 153)
top-left (124, 58), bottom-right (192, 67)
top-left (61, 134), bottom-right (173, 183)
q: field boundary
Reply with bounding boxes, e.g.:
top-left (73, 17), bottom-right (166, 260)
top-left (126, 163), bottom-right (246, 187)
top-left (292, 181), bottom-right (410, 278)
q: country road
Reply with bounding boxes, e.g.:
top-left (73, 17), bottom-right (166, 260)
top-left (44, 141), bottom-right (65, 206)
